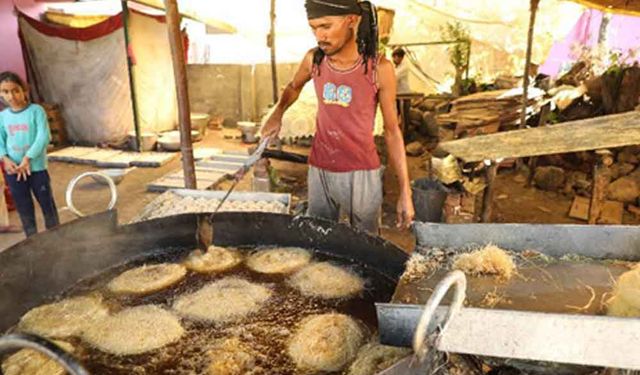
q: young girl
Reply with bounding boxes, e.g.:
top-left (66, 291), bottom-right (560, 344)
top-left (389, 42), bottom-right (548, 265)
top-left (0, 71), bottom-right (59, 237)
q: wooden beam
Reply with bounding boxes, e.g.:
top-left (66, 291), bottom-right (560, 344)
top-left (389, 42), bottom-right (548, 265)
top-left (526, 102), bottom-right (552, 186)
top-left (439, 111), bottom-right (640, 162)
top-left (481, 163), bottom-right (498, 222)
top-left (121, 0), bottom-right (142, 152)
top-left (269, 0), bottom-right (278, 104)
top-left (518, 0), bottom-right (540, 131)
top-left (164, 0), bottom-right (196, 189)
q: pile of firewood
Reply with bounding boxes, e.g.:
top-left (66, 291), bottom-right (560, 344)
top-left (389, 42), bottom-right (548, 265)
top-left (437, 89), bottom-right (544, 139)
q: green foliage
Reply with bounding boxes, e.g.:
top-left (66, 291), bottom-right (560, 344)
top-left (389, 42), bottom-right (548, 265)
top-left (570, 44), bottom-right (639, 78)
top-left (440, 22), bottom-right (471, 73)
top-left (547, 111), bottom-right (560, 124)
top-left (605, 51), bottom-right (627, 78)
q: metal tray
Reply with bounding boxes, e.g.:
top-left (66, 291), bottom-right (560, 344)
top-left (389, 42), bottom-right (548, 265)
top-left (131, 188), bottom-right (291, 223)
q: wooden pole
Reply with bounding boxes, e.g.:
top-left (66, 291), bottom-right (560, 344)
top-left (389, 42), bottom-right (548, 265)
top-left (464, 40), bottom-right (471, 80)
top-left (164, 0), bottom-right (196, 189)
top-left (121, 0), bottom-right (142, 152)
top-left (526, 102), bottom-right (551, 186)
top-left (269, 0), bottom-right (279, 104)
top-left (481, 162), bottom-right (498, 223)
top-left (251, 64), bottom-right (259, 120)
top-left (518, 0), bottom-right (540, 130)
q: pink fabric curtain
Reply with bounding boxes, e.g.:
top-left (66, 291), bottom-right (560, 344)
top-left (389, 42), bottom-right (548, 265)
top-left (540, 9), bottom-right (640, 77)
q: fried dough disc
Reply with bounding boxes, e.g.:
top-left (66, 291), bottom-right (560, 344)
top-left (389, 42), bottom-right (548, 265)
top-left (18, 295), bottom-right (108, 338)
top-left (82, 305), bottom-right (184, 355)
top-left (207, 337), bottom-right (258, 375)
top-left (184, 246), bottom-right (243, 274)
top-left (288, 262), bottom-right (365, 299)
top-left (173, 278), bottom-right (271, 323)
top-left (288, 313), bottom-right (365, 372)
top-left (246, 247), bottom-right (311, 275)
top-left (107, 263), bottom-right (187, 296)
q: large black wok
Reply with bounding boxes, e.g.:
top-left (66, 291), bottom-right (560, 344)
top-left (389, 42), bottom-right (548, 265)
top-left (0, 211), bottom-right (408, 333)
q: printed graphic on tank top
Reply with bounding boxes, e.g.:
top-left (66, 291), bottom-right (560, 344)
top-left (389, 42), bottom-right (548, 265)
top-left (309, 55), bottom-right (381, 172)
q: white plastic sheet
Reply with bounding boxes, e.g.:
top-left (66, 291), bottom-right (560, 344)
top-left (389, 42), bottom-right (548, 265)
top-left (20, 17), bottom-right (135, 144)
top-left (129, 11), bottom-right (178, 133)
top-left (19, 9), bottom-right (179, 144)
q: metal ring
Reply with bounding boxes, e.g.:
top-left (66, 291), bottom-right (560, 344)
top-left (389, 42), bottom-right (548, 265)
top-left (65, 172), bottom-right (118, 217)
top-left (0, 333), bottom-right (90, 375)
top-left (413, 270), bottom-right (467, 360)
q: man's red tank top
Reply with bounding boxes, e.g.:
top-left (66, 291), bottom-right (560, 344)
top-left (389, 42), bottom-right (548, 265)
top-left (308, 55), bottom-right (381, 172)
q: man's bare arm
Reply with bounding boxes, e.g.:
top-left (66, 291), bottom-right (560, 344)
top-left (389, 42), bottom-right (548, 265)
top-left (377, 56), bottom-right (415, 228)
top-left (261, 50), bottom-right (314, 137)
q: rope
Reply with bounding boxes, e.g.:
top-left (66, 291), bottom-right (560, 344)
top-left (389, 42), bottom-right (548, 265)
top-left (404, 47), bottom-right (441, 84)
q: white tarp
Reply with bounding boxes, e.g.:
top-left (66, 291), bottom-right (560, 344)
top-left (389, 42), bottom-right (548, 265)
top-left (19, 17), bottom-right (134, 144)
top-left (19, 6), bottom-right (179, 144)
top-left (188, 0), bottom-right (584, 86)
top-left (129, 11), bottom-right (178, 133)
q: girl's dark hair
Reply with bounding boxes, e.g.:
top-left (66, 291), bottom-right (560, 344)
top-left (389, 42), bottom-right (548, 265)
top-left (313, 1), bottom-right (378, 75)
top-left (0, 71), bottom-right (27, 90)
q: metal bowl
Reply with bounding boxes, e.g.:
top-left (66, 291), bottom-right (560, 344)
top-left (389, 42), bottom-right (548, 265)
top-left (90, 169), bottom-right (126, 185)
top-left (157, 137), bottom-right (181, 152)
top-left (127, 132), bottom-right (158, 151)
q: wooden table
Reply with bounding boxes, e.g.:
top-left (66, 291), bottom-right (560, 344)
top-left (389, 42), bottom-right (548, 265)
top-left (396, 93), bottom-right (424, 133)
top-left (438, 111), bottom-right (640, 223)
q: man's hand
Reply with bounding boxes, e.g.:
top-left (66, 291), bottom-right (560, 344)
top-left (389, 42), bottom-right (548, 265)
top-left (260, 115), bottom-right (282, 139)
top-left (396, 190), bottom-right (415, 230)
top-left (3, 157), bottom-right (18, 175)
top-left (17, 157), bottom-right (31, 182)
top-left (376, 56), bottom-right (415, 230)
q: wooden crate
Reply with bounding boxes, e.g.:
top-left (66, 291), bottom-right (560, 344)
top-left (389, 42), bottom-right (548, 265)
top-left (42, 103), bottom-right (68, 146)
top-left (569, 196), bottom-right (623, 224)
top-left (443, 192), bottom-right (482, 223)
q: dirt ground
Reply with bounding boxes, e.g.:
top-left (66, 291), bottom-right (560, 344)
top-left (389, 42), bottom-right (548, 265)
top-left (0, 130), bottom-right (635, 253)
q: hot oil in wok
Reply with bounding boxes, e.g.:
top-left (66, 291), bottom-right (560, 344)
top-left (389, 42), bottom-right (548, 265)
top-left (11, 247), bottom-right (395, 375)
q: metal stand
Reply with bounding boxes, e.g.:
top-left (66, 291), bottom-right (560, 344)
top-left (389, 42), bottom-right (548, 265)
top-left (379, 271), bottom-right (467, 374)
top-left (0, 333), bottom-right (89, 375)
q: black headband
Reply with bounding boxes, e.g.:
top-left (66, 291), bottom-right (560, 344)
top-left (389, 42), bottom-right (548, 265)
top-left (305, 0), bottom-right (362, 19)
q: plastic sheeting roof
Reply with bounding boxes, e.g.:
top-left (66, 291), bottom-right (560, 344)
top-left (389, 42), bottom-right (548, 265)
top-left (572, 0), bottom-right (640, 16)
top-left (541, 8), bottom-right (640, 77)
top-left (42, 0), bottom-right (236, 33)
